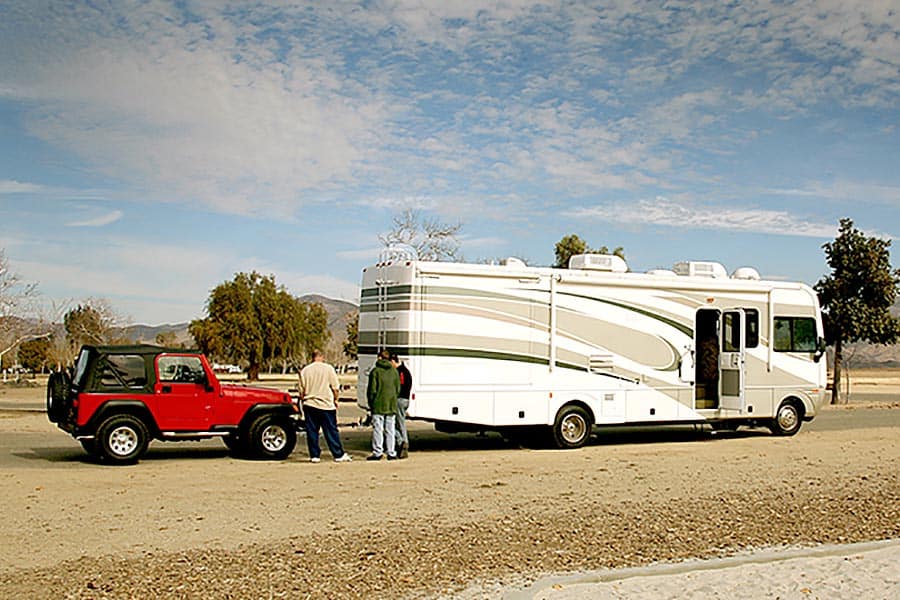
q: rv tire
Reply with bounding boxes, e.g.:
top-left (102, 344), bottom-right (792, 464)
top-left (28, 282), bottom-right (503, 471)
top-left (768, 400), bottom-right (802, 436)
top-left (552, 405), bottom-right (593, 449)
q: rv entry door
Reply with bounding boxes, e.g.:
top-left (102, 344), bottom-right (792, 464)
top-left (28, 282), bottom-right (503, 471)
top-left (719, 309), bottom-right (745, 412)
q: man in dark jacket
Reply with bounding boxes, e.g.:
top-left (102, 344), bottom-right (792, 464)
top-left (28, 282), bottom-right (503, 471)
top-left (391, 353), bottom-right (412, 459)
top-left (366, 349), bottom-right (400, 461)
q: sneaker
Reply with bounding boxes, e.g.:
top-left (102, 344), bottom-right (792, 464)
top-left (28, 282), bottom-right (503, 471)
top-left (334, 453), bottom-right (352, 463)
top-left (387, 455), bottom-right (398, 461)
top-left (366, 454), bottom-right (383, 461)
top-left (309, 457), bottom-right (321, 463)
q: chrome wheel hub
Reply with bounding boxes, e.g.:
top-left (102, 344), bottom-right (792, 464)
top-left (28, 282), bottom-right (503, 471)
top-left (777, 405), bottom-right (798, 431)
top-left (561, 414), bottom-right (587, 444)
top-left (108, 426), bottom-right (138, 456)
top-left (261, 424), bottom-right (287, 452)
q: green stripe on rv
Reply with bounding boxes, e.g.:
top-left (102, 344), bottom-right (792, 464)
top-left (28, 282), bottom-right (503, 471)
top-left (357, 346), bottom-right (636, 382)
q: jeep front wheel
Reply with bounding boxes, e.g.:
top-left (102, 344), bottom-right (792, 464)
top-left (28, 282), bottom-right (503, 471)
top-left (97, 415), bottom-right (149, 464)
top-left (248, 414), bottom-right (296, 460)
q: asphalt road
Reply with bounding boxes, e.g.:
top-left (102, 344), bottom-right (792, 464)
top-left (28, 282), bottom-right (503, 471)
top-left (0, 406), bottom-right (897, 469)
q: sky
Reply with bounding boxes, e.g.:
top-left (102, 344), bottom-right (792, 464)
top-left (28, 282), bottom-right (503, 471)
top-left (0, 0), bottom-right (898, 326)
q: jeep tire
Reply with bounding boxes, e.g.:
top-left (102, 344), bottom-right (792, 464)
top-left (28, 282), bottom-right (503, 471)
top-left (248, 414), bottom-right (296, 460)
top-left (223, 433), bottom-right (248, 457)
top-left (46, 371), bottom-right (71, 423)
top-left (97, 414), bottom-right (150, 464)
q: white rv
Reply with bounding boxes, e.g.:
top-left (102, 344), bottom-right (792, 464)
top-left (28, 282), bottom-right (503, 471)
top-left (357, 247), bottom-right (827, 448)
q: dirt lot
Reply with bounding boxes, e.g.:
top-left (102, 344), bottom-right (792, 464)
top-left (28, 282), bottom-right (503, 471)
top-left (0, 375), bottom-right (898, 599)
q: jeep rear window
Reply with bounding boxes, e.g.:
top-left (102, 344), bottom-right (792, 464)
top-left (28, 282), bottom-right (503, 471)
top-left (99, 355), bottom-right (147, 388)
top-left (72, 348), bottom-right (91, 389)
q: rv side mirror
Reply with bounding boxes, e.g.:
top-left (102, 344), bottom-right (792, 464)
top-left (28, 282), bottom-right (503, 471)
top-left (813, 337), bottom-right (827, 363)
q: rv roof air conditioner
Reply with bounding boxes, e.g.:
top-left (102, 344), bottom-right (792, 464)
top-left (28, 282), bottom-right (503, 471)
top-left (673, 261), bottom-right (728, 279)
top-left (731, 267), bottom-right (761, 280)
top-left (568, 254), bottom-right (628, 273)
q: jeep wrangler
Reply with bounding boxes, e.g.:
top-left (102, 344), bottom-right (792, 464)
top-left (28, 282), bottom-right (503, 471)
top-left (47, 344), bottom-right (299, 464)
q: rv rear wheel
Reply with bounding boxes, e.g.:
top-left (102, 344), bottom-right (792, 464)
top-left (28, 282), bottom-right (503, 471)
top-left (769, 400), bottom-right (802, 436)
top-left (552, 405), bottom-right (593, 449)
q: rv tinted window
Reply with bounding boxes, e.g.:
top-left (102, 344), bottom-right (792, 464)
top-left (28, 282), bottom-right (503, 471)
top-left (746, 309), bottom-right (759, 348)
top-left (99, 355), bottom-right (147, 388)
top-left (774, 317), bottom-right (817, 352)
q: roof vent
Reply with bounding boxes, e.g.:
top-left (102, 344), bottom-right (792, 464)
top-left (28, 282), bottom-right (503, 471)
top-left (647, 269), bottom-right (677, 277)
top-left (673, 261), bottom-right (728, 279)
top-left (568, 254), bottom-right (628, 273)
top-left (502, 257), bottom-right (527, 267)
top-left (731, 267), bottom-right (761, 280)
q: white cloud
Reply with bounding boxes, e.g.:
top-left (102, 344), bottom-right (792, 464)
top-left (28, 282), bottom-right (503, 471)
top-left (66, 209), bottom-right (123, 227)
top-left (769, 180), bottom-right (900, 208)
top-left (567, 197), bottom-right (839, 238)
top-left (0, 180), bottom-right (47, 194)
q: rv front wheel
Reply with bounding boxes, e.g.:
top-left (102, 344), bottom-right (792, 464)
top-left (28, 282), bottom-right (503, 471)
top-left (769, 401), bottom-right (802, 436)
top-left (552, 405), bottom-right (593, 449)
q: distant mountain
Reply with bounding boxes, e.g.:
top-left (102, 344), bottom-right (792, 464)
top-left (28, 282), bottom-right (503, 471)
top-left (836, 298), bottom-right (900, 368)
top-left (120, 295), bottom-right (359, 359)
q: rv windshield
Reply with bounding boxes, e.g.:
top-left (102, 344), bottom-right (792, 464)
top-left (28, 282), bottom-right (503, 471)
top-left (72, 348), bottom-right (91, 390)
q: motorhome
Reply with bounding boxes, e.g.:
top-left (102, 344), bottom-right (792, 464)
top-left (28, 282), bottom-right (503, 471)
top-left (357, 247), bottom-right (827, 448)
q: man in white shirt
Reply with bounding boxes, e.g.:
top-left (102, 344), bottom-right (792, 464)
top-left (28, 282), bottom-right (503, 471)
top-left (299, 350), bottom-right (352, 463)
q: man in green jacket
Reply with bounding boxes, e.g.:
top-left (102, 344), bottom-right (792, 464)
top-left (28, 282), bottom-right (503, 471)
top-left (366, 349), bottom-right (400, 461)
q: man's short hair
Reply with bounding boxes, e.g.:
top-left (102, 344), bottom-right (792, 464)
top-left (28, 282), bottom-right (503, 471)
top-left (311, 350), bottom-right (323, 360)
top-left (378, 349), bottom-right (391, 361)
top-left (389, 353), bottom-right (400, 362)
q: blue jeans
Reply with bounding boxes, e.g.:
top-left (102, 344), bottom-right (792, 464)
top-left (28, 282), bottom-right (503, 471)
top-left (395, 396), bottom-right (409, 446)
top-left (303, 405), bottom-right (345, 459)
top-left (371, 413), bottom-right (396, 458)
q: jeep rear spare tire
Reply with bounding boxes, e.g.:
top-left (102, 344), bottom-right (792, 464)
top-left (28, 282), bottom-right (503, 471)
top-left (97, 414), bottom-right (149, 464)
top-left (46, 371), bottom-right (71, 423)
top-left (248, 414), bottom-right (296, 460)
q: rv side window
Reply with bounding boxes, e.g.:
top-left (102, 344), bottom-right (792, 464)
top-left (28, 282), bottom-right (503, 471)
top-left (745, 309), bottom-right (759, 348)
top-left (774, 317), bottom-right (817, 352)
top-left (722, 309), bottom-right (759, 351)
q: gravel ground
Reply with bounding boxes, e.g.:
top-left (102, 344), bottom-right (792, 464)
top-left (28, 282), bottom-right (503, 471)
top-left (1, 408), bottom-right (898, 599)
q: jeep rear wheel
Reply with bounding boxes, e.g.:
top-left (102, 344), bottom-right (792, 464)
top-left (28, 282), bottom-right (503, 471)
top-left (97, 415), bottom-right (149, 464)
top-left (248, 414), bottom-right (296, 460)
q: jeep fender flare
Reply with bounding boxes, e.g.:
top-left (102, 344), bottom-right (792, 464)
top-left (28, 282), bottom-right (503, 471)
top-left (238, 403), bottom-right (296, 433)
top-left (84, 400), bottom-right (159, 438)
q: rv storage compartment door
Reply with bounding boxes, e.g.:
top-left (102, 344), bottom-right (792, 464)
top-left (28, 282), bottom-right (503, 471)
top-left (719, 309), bottom-right (746, 412)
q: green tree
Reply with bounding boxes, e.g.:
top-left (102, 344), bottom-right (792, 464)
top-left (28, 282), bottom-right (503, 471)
top-left (815, 218), bottom-right (900, 404)
top-left (298, 301), bottom-right (330, 363)
top-left (554, 234), bottom-right (625, 268)
top-left (189, 272), bottom-right (327, 380)
top-left (343, 311), bottom-right (359, 360)
top-left (18, 336), bottom-right (51, 372)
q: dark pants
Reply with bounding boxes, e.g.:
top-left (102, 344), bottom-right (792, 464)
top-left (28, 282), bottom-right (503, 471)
top-left (303, 405), bottom-right (345, 459)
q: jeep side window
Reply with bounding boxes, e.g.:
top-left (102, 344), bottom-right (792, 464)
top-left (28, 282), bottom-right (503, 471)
top-left (99, 355), bottom-right (147, 389)
top-left (158, 356), bottom-right (206, 384)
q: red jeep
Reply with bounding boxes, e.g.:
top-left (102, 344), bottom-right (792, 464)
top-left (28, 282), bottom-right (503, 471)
top-left (47, 344), bottom-right (299, 464)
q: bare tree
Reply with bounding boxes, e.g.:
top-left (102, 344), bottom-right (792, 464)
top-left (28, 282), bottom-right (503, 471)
top-left (0, 250), bottom-right (48, 370)
top-left (378, 208), bottom-right (462, 261)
